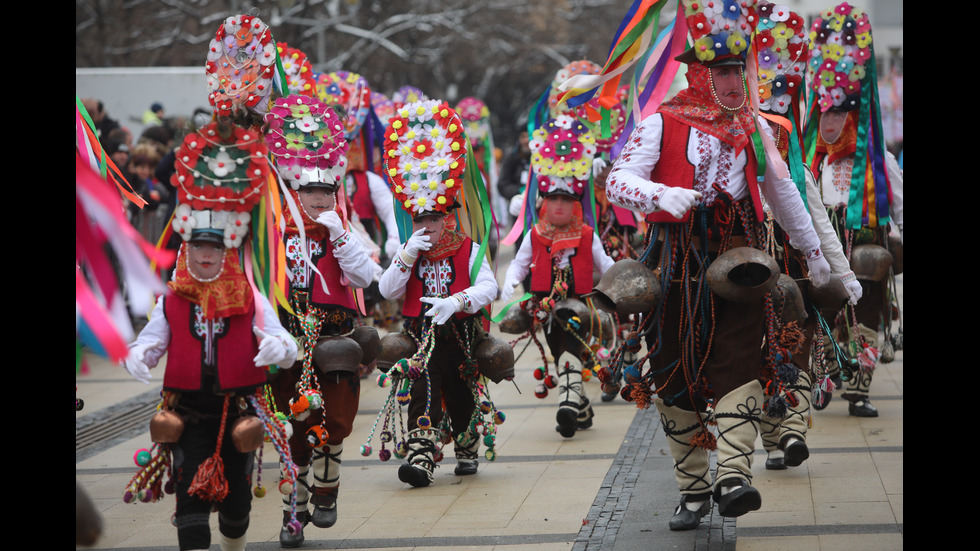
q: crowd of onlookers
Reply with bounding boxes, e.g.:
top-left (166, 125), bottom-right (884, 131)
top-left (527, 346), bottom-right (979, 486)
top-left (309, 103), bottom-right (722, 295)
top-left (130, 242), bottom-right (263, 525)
top-left (81, 98), bottom-right (213, 248)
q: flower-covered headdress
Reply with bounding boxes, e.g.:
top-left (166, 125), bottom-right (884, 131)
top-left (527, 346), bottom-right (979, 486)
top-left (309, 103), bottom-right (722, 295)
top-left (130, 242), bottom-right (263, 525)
top-left (679, 0), bottom-right (758, 66)
top-left (548, 60), bottom-right (601, 118)
top-left (321, 71), bottom-right (372, 140)
top-left (755, 3), bottom-right (808, 116)
top-left (170, 122), bottom-right (270, 249)
top-left (392, 86), bottom-right (427, 110)
top-left (807, 2), bottom-right (872, 113)
top-left (167, 121), bottom-right (272, 319)
top-left (455, 97), bottom-right (491, 149)
top-left (372, 91), bottom-right (396, 127)
top-left (382, 100), bottom-right (467, 218)
top-left (276, 42), bottom-right (316, 98)
top-left (205, 14), bottom-right (279, 118)
top-left (804, 2), bottom-right (893, 229)
top-left (264, 96), bottom-right (349, 190)
top-left (529, 115), bottom-right (597, 199)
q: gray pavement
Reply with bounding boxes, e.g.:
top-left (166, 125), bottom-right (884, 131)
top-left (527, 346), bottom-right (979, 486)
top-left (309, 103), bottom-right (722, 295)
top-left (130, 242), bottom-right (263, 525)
top-left (76, 252), bottom-right (902, 551)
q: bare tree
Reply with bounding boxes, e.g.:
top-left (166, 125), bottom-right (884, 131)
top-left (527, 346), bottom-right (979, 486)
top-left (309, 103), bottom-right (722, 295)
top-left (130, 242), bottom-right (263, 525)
top-left (77, 0), bottom-right (626, 144)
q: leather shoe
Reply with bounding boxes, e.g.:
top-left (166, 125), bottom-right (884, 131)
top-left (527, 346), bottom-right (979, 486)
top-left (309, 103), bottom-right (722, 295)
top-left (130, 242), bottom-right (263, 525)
top-left (311, 504), bottom-right (337, 528)
top-left (398, 463), bottom-right (432, 487)
top-left (714, 479), bottom-right (762, 517)
top-left (279, 510), bottom-right (309, 548)
top-left (668, 495), bottom-right (710, 531)
top-left (848, 399), bottom-right (879, 417)
top-left (454, 459), bottom-right (478, 476)
top-left (600, 390), bottom-right (617, 402)
top-left (783, 439), bottom-right (810, 467)
top-left (556, 406), bottom-right (578, 438)
top-left (765, 453), bottom-right (786, 470)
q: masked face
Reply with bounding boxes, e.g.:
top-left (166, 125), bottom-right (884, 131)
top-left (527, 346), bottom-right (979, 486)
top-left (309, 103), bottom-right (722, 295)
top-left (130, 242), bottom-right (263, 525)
top-left (819, 110), bottom-right (849, 144)
top-left (709, 65), bottom-right (746, 111)
top-left (544, 195), bottom-right (577, 227)
top-left (412, 213), bottom-right (447, 245)
top-left (298, 187), bottom-right (337, 219)
top-left (187, 241), bottom-right (225, 280)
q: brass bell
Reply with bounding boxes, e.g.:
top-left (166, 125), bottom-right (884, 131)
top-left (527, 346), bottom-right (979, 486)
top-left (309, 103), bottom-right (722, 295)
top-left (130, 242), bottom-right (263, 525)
top-left (149, 410), bottom-right (185, 444)
top-left (377, 332), bottom-right (418, 373)
top-left (474, 334), bottom-right (516, 383)
top-left (850, 244), bottom-right (893, 282)
top-left (587, 258), bottom-right (661, 314)
top-left (808, 276), bottom-right (849, 316)
top-left (312, 336), bottom-right (363, 374)
top-left (351, 326), bottom-right (382, 366)
top-left (498, 306), bottom-right (532, 334)
top-left (230, 415), bottom-right (265, 453)
top-left (706, 247), bottom-right (779, 302)
top-left (887, 237), bottom-right (903, 276)
top-left (773, 274), bottom-right (807, 325)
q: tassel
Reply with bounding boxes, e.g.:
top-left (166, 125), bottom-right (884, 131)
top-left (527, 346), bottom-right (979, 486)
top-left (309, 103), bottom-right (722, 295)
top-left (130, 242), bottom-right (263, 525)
top-left (187, 395), bottom-right (231, 503)
top-left (857, 344), bottom-right (879, 373)
top-left (629, 382), bottom-right (653, 409)
top-left (689, 429), bottom-right (717, 451)
top-left (776, 362), bottom-right (800, 386)
top-left (765, 395), bottom-right (788, 419)
top-left (778, 321), bottom-right (805, 354)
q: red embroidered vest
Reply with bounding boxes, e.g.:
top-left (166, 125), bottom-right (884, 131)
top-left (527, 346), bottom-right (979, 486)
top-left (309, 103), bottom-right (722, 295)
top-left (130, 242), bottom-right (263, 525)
top-left (350, 171), bottom-right (377, 222)
top-left (308, 237), bottom-right (358, 311)
top-left (646, 114), bottom-right (765, 224)
top-left (402, 237), bottom-right (474, 320)
top-left (162, 293), bottom-right (264, 393)
top-left (529, 226), bottom-right (595, 296)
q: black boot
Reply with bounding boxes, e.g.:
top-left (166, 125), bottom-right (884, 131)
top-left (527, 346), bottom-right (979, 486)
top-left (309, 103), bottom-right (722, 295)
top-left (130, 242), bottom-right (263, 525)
top-left (668, 495), bottom-right (710, 531)
top-left (279, 510), bottom-right (310, 548)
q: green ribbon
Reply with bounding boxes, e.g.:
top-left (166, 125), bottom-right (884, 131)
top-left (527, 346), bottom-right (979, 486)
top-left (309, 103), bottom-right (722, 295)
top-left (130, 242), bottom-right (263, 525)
top-left (490, 292), bottom-right (533, 323)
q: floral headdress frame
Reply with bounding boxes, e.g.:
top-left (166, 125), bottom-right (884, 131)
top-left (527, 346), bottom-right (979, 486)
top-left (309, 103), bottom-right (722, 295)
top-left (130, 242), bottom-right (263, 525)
top-left (264, 96), bottom-right (350, 190)
top-left (455, 97), bottom-right (491, 148)
top-left (170, 122), bottom-right (270, 248)
top-left (372, 91), bottom-right (396, 127)
top-left (754, 2), bottom-right (809, 114)
top-left (392, 86), bottom-right (427, 110)
top-left (529, 115), bottom-right (597, 199)
top-left (807, 2), bottom-right (873, 113)
top-left (382, 100), bottom-right (467, 217)
top-left (276, 42), bottom-right (316, 98)
top-left (682, 0), bottom-right (759, 65)
top-left (206, 14), bottom-right (278, 118)
top-left (322, 71), bottom-right (373, 140)
top-left (548, 60), bottom-right (601, 118)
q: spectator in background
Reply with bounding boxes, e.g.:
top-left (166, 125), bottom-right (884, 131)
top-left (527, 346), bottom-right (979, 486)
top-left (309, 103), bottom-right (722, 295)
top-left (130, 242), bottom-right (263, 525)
top-left (142, 102), bottom-right (165, 126)
top-left (81, 97), bottom-right (121, 139)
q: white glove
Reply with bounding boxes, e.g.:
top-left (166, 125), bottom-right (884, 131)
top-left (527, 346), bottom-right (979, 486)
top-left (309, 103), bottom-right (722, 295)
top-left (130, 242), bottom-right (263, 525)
top-left (123, 341), bottom-right (157, 384)
top-left (371, 260), bottom-right (384, 281)
top-left (509, 193), bottom-right (525, 217)
top-left (500, 278), bottom-right (521, 304)
top-left (420, 296), bottom-right (459, 325)
top-left (657, 188), bottom-right (702, 218)
top-left (806, 254), bottom-right (831, 288)
top-left (402, 228), bottom-right (432, 261)
top-left (317, 211), bottom-right (346, 241)
top-left (253, 327), bottom-right (289, 368)
top-left (591, 157), bottom-right (607, 178)
top-left (843, 278), bottom-right (863, 305)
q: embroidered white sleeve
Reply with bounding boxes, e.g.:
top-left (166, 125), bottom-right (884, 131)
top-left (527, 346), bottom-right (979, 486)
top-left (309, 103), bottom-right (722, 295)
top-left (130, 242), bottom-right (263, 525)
top-left (130, 295), bottom-right (170, 368)
top-left (503, 236), bottom-right (533, 286)
top-left (463, 245), bottom-right (498, 313)
top-left (606, 114), bottom-right (669, 214)
top-left (804, 167), bottom-right (849, 274)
